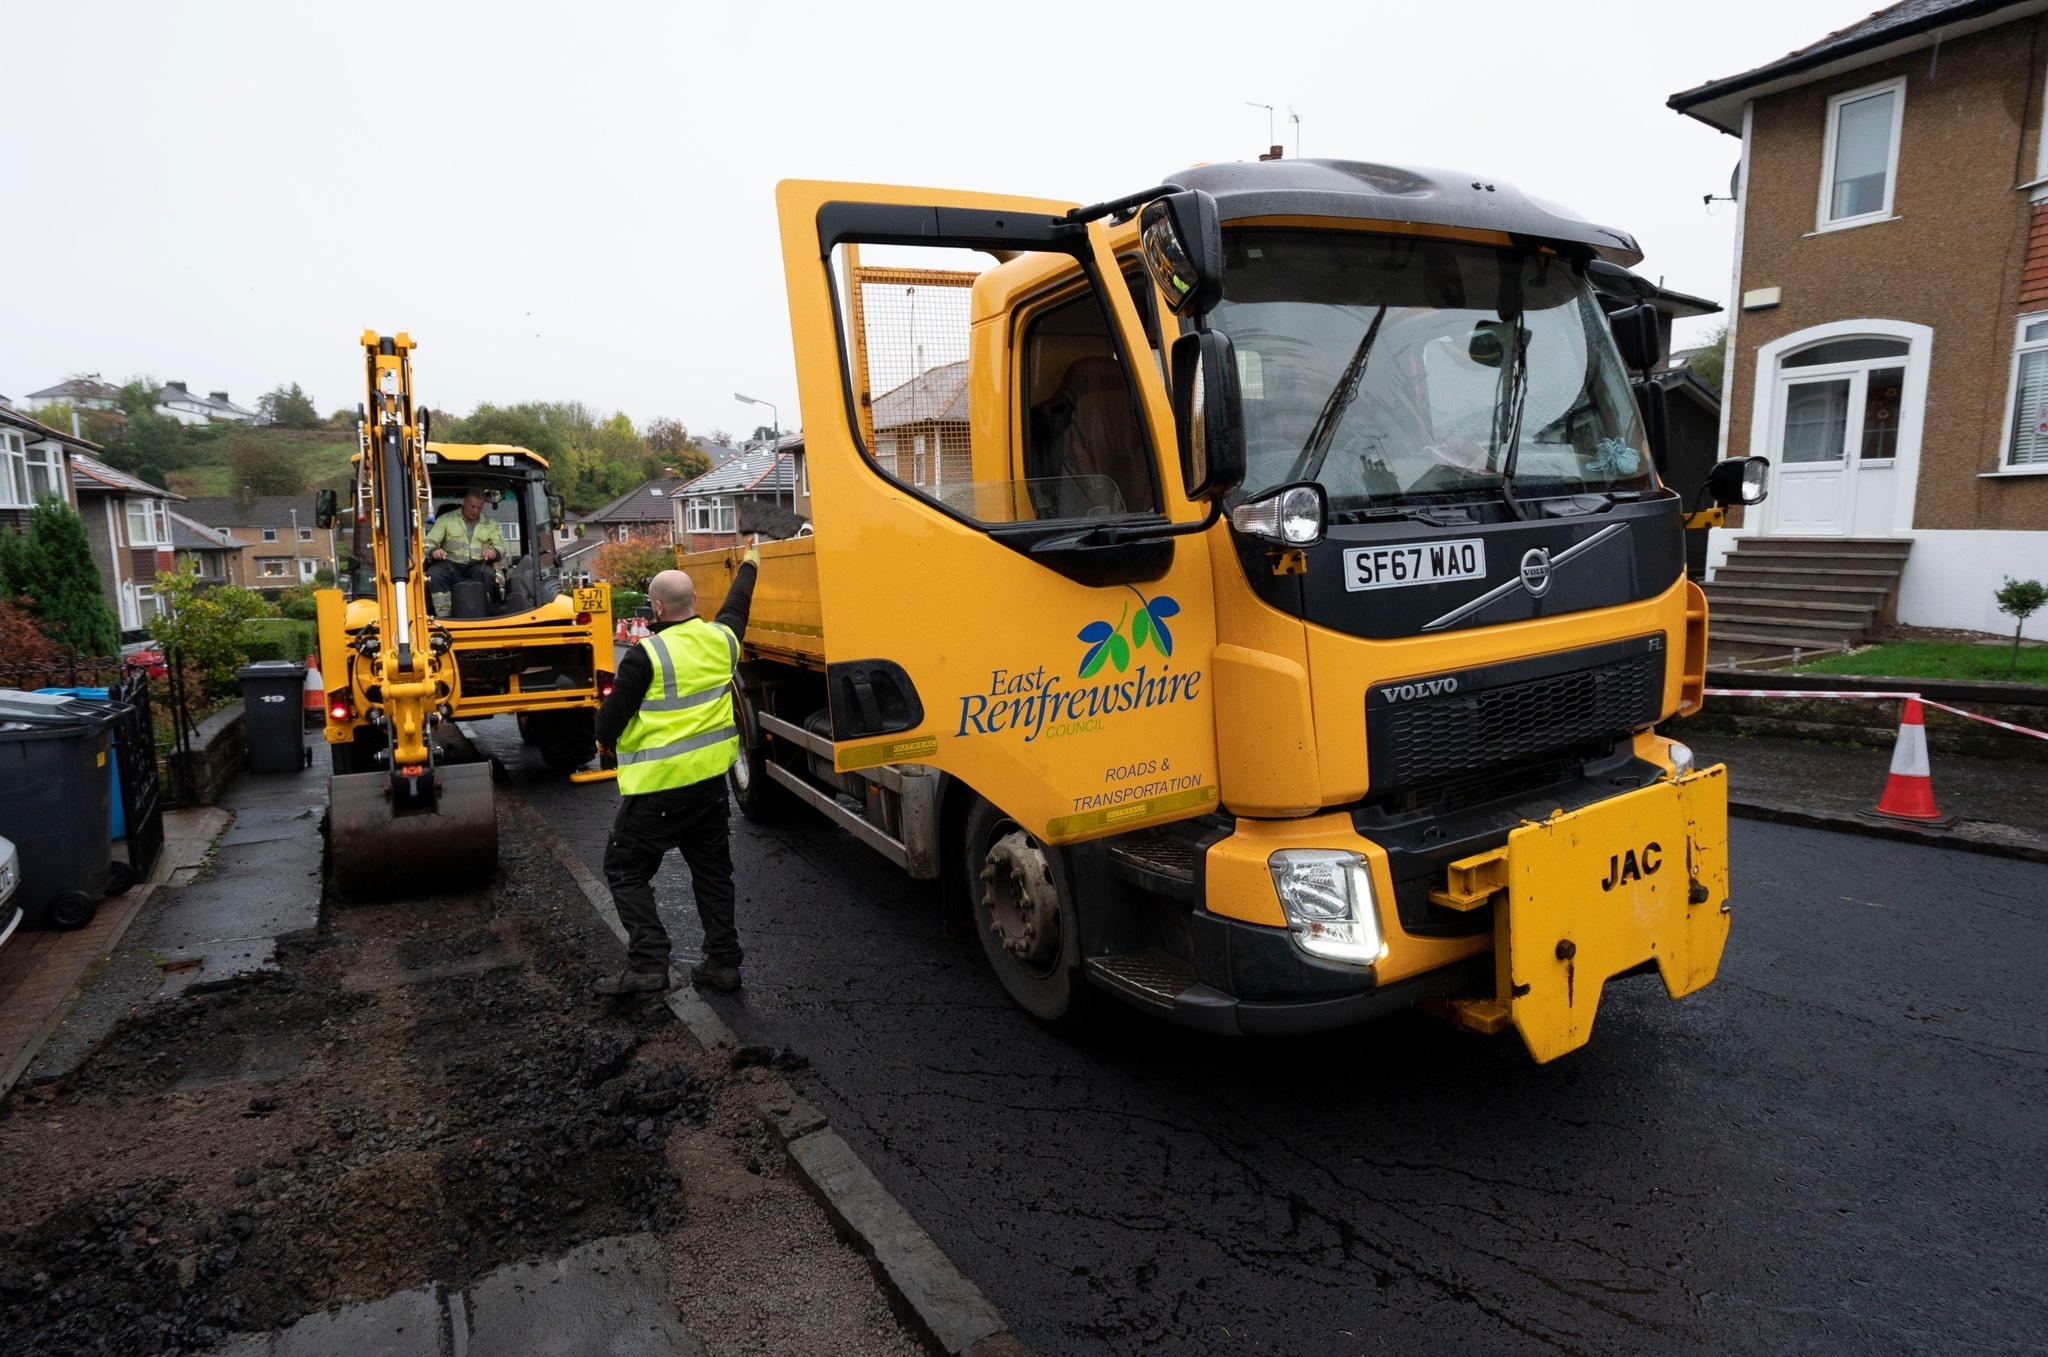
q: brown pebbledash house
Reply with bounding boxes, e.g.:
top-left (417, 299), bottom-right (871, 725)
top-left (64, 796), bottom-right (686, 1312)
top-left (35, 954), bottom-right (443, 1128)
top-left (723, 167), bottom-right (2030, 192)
top-left (1671, 0), bottom-right (2048, 656)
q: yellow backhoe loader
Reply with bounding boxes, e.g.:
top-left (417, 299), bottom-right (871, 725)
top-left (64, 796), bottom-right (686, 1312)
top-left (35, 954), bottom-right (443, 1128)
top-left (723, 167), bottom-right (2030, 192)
top-left (317, 331), bottom-right (615, 892)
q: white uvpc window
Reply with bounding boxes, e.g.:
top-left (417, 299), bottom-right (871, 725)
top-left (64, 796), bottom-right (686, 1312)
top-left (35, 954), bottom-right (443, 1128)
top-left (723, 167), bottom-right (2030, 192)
top-left (24, 445), bottom-right (60, 501)
top-left (0, 432), bottom-right (27, 508)
top-left (2003, 316), bottom-right (2048, 468)
top-left (1820, 79), bottom-right (1904, 228)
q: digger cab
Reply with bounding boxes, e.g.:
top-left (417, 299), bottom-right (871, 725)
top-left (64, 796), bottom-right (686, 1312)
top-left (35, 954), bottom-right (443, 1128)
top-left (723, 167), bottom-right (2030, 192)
top-left (344, 442), bottom-right (572, 620)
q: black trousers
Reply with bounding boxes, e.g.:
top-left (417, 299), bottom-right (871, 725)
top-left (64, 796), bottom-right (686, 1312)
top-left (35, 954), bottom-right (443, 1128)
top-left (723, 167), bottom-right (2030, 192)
top-left (428, 558), bottom-right (494, 595)
top-left (602, 778), bottom-right (740, 974)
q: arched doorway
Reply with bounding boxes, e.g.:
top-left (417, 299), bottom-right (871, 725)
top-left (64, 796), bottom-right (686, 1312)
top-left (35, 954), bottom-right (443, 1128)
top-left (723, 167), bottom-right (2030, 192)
top-left (1751, 321), bottom-right (1929, 537)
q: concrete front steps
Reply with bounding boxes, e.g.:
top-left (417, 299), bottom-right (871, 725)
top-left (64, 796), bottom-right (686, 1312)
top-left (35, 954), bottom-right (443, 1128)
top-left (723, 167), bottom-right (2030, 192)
top-left (1703, 537), bottom-right (1912, 664)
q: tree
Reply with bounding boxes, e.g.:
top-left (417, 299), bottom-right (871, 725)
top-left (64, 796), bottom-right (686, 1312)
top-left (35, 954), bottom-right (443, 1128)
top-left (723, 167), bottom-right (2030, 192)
top-left (1685, 325), bottom-right (1728, 396)
top-left (591, 537), bottom-right (675, 594)
top-left (150, 562), bottom-right (268, 693)
top-left (14, 498), bottom-right (120, 655)
top-left (328, 407), bottom-right (358, 429)
top-left (750, 423), bottom-right (778, 443)
top-left (225, 430), bottom-right (308, 496)
top-left (257, 382), bottom-right (322, 429)
top-left (645, 417), bottom-right (692, 456)
top-left (673, 445), bottom-right (711, 480)
top-left (1995, 576), bottom-right (2046, 676)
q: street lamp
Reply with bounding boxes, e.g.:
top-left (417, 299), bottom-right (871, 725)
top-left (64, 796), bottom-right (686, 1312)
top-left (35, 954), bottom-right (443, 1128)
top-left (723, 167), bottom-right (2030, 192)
top-left (289, 507), bottom-right (303, 585)
top-left (734, 392), bottom-right (781, 511)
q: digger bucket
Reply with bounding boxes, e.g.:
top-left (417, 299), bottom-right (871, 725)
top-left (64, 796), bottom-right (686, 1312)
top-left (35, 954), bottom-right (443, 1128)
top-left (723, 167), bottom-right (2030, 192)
top-left (328, 760), bottom-right (498, 895)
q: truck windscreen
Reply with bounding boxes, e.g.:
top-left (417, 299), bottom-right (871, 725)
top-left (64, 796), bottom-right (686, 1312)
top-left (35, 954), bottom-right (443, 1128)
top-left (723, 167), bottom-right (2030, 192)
top-left (1212, 230), bottom-right (1653, 511)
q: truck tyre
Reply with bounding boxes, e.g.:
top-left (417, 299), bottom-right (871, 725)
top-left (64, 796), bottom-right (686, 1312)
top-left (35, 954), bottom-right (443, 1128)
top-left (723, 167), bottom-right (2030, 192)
top-left (962, 795), bottom-right (1095, 1033)
top-left (728, 731), bottom-right (788, 822)
top-left (532, 709), bottom-right (597, 772)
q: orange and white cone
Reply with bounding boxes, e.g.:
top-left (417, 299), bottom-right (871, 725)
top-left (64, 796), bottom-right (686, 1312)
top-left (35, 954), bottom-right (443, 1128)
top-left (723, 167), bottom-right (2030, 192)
top-left (1874, 697), bottom-right (1942, 821)
top-left (631, 617), bottom-right (651, 641)
top-left (303, 654), bottom-right (325, 727)
top-left (614, 618), bottom-right (632, 643)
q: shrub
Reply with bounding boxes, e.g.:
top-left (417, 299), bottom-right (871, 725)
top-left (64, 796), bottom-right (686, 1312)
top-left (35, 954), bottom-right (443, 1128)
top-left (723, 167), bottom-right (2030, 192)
top-left (7, 500), bottom-right (120, 655)
top-left (150, 563), bottom-right (269, 695)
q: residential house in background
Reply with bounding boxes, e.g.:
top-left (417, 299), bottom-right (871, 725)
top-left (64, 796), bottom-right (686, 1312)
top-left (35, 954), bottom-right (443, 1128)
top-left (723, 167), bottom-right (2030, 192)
top-left (170, 512), bottom-right (242, 587)
top-left (576, 478), bottom-right (692, 548)
top-left (153, 382), bottom-right (257, 425)
top-left (0, 405), bottom-right (88, 536)
top-left (25, 376), bottom-right (258, 426)
top-left (68, 454), bottom-right (183, 632)
top-left (872, 362), bottom-right (970, 494)
top-left (1671, 0), bottom-right (2048, 655)
top-left (181, 496), bottom-right (335, 587)
top-left (676, 438), bottom-right (807, 552)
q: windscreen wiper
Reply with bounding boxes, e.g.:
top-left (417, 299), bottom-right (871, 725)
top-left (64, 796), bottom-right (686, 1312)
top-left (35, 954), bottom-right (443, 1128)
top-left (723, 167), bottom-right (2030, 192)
top-left (1292, 306), bottom-right (1388, 486)
top-left (1495, 319), bottom-right (1534, 521)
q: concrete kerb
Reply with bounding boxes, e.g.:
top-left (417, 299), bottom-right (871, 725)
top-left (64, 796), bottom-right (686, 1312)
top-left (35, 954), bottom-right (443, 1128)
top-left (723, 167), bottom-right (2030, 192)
top-left (1729, 796), bottom-right (2048, 863)
top-left (507, 791), bottom-right (1035, 1357)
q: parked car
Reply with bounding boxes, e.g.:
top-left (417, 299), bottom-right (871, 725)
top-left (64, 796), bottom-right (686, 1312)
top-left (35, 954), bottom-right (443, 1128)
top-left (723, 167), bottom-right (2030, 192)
top-left (0, 835), bottom-right (20, 950)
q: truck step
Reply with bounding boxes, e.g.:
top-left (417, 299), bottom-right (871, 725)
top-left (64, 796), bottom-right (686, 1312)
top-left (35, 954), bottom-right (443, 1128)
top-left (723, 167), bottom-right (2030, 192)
top-left (1107, 830), bottom-right (1199, 902)
top-left (1087, 949), bottom-right (1198, 1007)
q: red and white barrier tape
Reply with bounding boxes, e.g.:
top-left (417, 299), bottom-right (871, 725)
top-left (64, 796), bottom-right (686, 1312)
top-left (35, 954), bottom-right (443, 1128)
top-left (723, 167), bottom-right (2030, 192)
top-left (1702, 688), bottom-right (2048, 742)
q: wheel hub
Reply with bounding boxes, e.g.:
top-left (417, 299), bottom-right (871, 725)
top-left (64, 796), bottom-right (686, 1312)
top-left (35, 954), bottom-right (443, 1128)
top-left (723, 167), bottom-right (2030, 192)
top-left (980, 830), bottom-right (1060, 970)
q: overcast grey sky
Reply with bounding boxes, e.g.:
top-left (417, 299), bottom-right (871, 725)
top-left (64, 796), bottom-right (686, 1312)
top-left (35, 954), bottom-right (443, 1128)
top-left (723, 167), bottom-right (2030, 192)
top-left (0, 1), bottom-right (1876, 439)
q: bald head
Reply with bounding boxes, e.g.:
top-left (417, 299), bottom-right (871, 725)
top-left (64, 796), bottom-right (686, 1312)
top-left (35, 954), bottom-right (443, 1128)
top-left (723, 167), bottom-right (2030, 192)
top-left (647, 569), bottom-right (697, 622)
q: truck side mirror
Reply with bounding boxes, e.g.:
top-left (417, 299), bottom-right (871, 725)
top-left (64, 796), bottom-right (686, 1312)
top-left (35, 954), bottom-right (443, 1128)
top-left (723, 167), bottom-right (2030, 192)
top-left (1608, 303), bottom-right (1665, 373)
top-left (314, 487), bottom-right (338, 529)
top-left (1707, 455), bottom-right (1771, 506)
top-left (1139, 190), bottom-right (1224, 317)
top-left (1633, 378), bottom-right (1671, 474)
top-left (1170, 330), bottom-right (1246, 501)
top-left (548, 495), bottom-right (566, 527)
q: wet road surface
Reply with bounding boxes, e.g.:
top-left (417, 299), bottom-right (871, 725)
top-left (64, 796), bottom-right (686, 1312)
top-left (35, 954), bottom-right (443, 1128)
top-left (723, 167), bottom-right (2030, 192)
top-left (475, 721), bottom-right (2048, 1356)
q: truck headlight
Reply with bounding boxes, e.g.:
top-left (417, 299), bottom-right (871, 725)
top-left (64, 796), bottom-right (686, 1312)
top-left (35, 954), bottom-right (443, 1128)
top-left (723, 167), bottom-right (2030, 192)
top-left (1268, 849), bottom-right (1385, 964)
top-left (1667, 742), bottom-right (1694, 778)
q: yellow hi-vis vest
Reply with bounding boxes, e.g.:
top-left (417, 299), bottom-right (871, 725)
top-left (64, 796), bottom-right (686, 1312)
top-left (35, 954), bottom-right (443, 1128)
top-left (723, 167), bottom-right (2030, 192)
top-left (615, 619), bottom-right (742, 795)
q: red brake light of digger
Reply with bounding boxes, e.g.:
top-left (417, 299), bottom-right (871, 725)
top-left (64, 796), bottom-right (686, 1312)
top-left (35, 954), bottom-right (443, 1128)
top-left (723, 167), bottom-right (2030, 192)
top-left (329, 698), bottom-right (354, 723)
top-left (575, 611), bottom-right (592, 626)
top-left (598, 677), bottom-right (614, 699)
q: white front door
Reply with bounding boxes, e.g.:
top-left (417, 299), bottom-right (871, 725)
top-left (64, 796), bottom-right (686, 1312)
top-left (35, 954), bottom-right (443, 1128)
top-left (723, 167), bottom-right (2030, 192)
top-left (1763, 339), bottom-right (1910, 538)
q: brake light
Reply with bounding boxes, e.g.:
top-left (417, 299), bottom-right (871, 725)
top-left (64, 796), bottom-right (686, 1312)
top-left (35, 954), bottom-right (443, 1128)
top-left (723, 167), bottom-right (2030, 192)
top-left (599, 678), bottom-right (614, 699)
top-left (329, 699), bottom-right (354, 722)
top-left (576, 611), bottom-right (592, 626)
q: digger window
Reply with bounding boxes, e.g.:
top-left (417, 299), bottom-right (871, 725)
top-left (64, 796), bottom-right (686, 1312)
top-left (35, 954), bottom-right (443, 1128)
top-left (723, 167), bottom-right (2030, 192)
top-left (830, 240), bottom-right (1162, 527)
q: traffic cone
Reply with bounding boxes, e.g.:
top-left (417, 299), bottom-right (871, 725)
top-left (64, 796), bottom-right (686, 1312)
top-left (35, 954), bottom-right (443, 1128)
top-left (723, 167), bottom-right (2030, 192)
top-left (303, 654), bottom-right (325, 728)
top-left (614, 618), bottom-right (632, 643)
top-left (1873, 697), bottom-right (1943, 821)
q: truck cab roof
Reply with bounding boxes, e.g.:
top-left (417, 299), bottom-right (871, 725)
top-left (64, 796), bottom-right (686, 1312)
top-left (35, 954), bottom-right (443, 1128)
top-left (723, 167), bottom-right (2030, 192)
top-left (1165, 158), bottom-right (1644, 267)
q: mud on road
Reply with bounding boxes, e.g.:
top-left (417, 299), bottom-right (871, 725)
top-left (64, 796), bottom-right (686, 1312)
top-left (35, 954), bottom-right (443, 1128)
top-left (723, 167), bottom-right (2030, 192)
top-left (0, 800), bottom-right (732, 1356)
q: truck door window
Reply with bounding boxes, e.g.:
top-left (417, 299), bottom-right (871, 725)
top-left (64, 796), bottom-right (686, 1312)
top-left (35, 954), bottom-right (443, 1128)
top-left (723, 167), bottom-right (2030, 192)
top-left (833, 242), bottom-right (1162, 527)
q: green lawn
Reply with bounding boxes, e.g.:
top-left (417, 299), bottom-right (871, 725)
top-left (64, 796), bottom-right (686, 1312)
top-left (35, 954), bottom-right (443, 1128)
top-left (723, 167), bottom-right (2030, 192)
top-left (1789, 641), bottom-right (2048, 685)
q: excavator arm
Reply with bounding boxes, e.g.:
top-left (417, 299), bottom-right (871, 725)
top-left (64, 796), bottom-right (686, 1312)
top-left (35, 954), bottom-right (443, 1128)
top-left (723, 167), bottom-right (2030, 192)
top-left (326, 331), bottom-right (497, 893)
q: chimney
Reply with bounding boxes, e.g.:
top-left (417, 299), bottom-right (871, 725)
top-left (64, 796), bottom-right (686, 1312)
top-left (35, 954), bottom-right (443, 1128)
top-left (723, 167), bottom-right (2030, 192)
top-left (1259, 145), bottom-right (1285, 162)
top-left (210, 391), bottom-right (229, 404)
top-left (166, 380), bottom-right (188, 392)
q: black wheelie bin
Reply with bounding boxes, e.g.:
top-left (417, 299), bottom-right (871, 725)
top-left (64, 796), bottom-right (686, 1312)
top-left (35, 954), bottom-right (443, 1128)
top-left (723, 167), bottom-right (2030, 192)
top-left (0, 689), bottom-right (117, 930)
top-left (239, 661), bottom-right (311, 773)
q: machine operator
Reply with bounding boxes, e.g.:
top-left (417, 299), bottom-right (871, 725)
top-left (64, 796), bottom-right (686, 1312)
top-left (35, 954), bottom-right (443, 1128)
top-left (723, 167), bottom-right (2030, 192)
top-left (424, 487), bottom-right (505, 615)
top-left (590, 541), bottom-right (760, 996)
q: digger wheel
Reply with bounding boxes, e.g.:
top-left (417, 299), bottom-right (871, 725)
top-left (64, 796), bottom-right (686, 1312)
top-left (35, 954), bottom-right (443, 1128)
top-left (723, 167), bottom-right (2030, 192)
top-left (531, 709), bottom-right (597, 772)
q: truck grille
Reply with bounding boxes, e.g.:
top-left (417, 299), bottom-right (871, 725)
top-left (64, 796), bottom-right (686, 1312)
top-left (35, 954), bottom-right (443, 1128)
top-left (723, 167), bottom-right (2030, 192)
top-left (1367, 638), bottom-right (1664, 797)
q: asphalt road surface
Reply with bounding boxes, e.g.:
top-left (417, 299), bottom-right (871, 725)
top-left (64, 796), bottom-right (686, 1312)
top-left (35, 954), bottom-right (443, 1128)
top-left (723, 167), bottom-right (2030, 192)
top-left (475, 721), bottom-right (2046, 1356)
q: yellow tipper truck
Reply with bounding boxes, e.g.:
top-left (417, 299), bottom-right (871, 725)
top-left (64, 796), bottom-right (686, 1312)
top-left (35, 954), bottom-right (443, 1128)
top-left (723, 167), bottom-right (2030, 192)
top-left (684, 160), bottom-right (1771, 1062)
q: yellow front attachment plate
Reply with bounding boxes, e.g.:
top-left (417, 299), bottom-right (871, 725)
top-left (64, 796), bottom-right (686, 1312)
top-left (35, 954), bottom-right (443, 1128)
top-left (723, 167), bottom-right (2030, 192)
top-left (1493, 767), bottom-right (1730, 1063)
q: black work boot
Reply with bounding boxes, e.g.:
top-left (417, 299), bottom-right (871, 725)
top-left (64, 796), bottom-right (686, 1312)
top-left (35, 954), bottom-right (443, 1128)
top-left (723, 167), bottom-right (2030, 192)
top-left (690, 959), bottom-right (741, 993)
top-left (592, 968), bottom-right (668, 996)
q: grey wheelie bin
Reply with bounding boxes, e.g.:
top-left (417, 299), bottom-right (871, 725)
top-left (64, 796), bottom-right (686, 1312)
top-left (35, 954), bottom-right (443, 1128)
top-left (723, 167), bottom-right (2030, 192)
top-left (238, 661), bottom-right (311, 773)
top-left (0, 689), bottom-right (116, 930)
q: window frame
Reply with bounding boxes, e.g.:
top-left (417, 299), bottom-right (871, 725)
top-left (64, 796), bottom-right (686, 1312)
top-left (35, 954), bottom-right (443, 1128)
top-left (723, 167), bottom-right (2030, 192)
top-left (258, 557), bottom-right (292, 578)
top-left (1816, 77), bottom-right (1906, 233)
top-left (126, 498), bottom-right (170, 547)
top-left (0, 431), bottom-right (27, 509)
top-left (1995, 311), bottom-right (2048, 475)
top-left (23, 443), bottom-right (61, 501)
top-left (822, 235), bottom-right (1169, 543)
top-left (261, 526), bottom-right (278, 542)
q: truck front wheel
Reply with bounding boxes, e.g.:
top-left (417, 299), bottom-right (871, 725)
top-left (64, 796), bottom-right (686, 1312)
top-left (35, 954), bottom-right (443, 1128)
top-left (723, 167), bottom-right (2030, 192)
top-left (962, 795), bottom-right (1095, 1033)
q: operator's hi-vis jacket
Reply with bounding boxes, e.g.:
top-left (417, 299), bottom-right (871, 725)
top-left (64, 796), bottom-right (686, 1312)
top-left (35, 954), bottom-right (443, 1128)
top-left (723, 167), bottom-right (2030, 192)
top-left (594, 561), bottom-right (758, 798)
top-left (423, 512), bottom-right (505, 564)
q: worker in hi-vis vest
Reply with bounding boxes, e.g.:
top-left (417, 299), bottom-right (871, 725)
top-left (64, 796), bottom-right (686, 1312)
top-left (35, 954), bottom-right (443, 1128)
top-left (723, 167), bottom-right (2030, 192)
top-left (591, 540), bottom-right (760, 995)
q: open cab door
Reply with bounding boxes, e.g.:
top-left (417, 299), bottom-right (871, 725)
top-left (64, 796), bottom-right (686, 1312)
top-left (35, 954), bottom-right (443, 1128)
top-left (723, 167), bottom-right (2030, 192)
top-left (775, 180), bottom-right (1220, 845)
